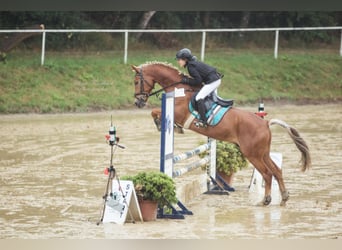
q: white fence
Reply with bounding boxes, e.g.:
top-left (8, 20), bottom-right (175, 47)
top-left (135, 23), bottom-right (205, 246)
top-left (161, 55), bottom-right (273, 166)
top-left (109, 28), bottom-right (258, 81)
top-left (1, 27), bottom-right (341, 65)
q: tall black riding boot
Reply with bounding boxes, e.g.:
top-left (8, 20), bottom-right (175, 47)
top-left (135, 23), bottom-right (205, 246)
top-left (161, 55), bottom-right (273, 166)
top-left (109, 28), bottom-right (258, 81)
top-left (195, 99), bottom-right (208, 128)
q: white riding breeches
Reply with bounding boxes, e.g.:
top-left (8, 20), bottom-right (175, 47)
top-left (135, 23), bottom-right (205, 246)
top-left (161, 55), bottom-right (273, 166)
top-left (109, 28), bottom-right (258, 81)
top-left (195, 79), bottom-right (221, 101)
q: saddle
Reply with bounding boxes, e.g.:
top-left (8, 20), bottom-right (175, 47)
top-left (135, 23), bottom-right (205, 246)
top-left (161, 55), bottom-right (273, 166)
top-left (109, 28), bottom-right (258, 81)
top-left (188, 92), bottom-right (234, 127)
top-left (190, 92), bottom-right (234, 113)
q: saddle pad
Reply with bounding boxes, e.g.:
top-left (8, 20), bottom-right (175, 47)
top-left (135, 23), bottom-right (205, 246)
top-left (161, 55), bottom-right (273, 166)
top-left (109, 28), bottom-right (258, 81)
top-left (189, 102), bottom-right (231, 126)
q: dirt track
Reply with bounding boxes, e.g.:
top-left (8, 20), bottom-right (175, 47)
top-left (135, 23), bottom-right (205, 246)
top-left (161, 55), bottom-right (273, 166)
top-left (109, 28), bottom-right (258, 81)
top-left (0, 104), bottom-right (341, 238)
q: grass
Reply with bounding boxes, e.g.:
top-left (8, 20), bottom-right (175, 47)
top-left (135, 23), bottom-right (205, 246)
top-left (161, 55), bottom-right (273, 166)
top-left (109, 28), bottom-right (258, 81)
top-left (0, 49), bottom-right (341, 113)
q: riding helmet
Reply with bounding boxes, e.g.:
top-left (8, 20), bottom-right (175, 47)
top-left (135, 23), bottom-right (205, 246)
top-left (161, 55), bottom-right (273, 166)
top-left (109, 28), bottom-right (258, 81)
top-left (175, 48), bottom-right (193, 60)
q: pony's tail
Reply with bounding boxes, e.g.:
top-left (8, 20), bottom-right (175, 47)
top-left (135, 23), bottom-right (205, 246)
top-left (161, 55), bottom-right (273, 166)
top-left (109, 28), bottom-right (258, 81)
top-left (269, 119), bottom-right (311, 172)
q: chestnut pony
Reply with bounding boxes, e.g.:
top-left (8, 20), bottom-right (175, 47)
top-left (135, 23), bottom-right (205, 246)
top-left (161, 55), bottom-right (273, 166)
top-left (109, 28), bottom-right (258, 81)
top-left (131, 62), bottom-right (311, 206)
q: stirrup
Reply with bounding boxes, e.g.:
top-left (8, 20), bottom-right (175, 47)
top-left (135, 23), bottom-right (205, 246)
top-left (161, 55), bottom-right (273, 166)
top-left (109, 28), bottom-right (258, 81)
top-left (194, 120), bottom-right (207, 128)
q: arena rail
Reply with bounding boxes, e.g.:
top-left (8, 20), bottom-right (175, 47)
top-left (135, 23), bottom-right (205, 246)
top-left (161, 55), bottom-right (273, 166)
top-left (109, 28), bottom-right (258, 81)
top-left (0, 26), bottom-right (341, 65)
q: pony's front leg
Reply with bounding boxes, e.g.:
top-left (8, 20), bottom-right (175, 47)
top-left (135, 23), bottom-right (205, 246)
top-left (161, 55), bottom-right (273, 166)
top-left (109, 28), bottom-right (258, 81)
top-left (151, 108), bottom-right (162, 131)
top-left (151, 108), bottom-right (185, 134)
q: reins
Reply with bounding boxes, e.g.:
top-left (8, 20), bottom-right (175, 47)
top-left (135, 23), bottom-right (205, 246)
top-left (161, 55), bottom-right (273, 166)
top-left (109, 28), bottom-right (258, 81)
top-left (149, 81), bottom-right (183, 98)
top-left (135, 67), bottom-right (196, 99)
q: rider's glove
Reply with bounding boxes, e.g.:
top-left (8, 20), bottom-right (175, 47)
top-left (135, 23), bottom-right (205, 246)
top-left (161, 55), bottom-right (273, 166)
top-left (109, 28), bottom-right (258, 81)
top-left (181, 76), bottom-right (190, 84)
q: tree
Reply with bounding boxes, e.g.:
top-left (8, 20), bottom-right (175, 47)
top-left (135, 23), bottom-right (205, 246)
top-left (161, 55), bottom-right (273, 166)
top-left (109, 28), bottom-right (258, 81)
top-left (136, 11), bottom-right (157, 40)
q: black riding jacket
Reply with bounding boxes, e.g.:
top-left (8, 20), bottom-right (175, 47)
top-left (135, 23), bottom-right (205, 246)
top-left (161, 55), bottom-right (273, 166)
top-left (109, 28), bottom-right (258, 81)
top-left (183, 59), bottom-right (220, 86)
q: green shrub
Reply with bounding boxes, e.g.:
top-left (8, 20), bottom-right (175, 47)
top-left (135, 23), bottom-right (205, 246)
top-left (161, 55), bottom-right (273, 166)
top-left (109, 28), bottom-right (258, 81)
top-left (215, 141), bottom-right (249, 175)
top-left (121, 171), bottom-right (178, 207)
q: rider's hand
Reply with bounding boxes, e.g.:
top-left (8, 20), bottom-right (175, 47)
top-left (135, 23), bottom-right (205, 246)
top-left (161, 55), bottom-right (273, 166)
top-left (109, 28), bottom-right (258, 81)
top-left (181, 76), bottom-right (190, 84)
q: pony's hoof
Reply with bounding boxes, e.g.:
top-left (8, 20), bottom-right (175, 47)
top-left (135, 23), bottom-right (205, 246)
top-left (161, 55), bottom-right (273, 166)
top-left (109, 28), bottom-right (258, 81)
top-left (257, 196), bottom-right (272, 206)
top-left (280, 190), bottom-right (289, 206)
top-left (153, 119), bottom-right (161, 131)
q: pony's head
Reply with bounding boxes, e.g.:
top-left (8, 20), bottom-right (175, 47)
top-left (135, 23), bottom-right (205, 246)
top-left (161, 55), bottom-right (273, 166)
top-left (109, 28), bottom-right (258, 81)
top-left (131, 65), bottom-right (156, 108)
top-left (131, 62), bottom-right (184, 108)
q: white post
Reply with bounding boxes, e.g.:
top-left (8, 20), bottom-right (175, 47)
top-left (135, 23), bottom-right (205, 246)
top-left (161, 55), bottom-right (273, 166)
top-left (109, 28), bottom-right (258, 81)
top-left (41, 30), bottom-right (46, 66)
top-left (201, 31), bottom-right (206, 61)
top-left (340, 30), bottom-right (342, 57)
top-left (124, 31), bottom-right (128, 64)
top-left (209, 138), bottom-right (216, 178)
top-left (274, 30), bottom-right (279, 59)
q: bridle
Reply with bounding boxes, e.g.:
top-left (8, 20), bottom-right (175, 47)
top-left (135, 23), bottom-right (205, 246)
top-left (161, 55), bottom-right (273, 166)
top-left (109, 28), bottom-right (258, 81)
top-left (134, 67), bottom-right (155, 100)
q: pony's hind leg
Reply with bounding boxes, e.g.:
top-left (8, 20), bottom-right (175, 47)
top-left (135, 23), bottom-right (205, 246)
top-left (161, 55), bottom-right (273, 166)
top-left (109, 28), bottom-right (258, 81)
top-left (280, 190), bottom-right (290, 206)
top-left (263, 155), bottom-right (290, 206)
top-left (260, 171), bottom-right (273, 206)
top-left (248, 157), bottom-right (273, 206)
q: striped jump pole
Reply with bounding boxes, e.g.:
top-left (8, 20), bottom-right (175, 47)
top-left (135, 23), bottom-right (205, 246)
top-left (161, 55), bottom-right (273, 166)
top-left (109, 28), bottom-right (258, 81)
top-left (158, 92), bottom-right (223, 219)
top-left (173, 143), bottom-right (210, 163)
top-left (173, 156), bottom-right (210, 178)
top-left (159, 92), bottom-right (215, 181)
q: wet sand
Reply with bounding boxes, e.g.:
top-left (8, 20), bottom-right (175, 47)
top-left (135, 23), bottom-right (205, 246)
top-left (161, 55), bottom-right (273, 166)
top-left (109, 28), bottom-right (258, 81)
top-left (0, 104), bottom-right (341, 238)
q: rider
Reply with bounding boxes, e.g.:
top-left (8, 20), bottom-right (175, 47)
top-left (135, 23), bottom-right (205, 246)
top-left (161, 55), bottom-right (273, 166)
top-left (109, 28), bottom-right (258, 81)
top-left (176, 48), bottom-right (222, 128)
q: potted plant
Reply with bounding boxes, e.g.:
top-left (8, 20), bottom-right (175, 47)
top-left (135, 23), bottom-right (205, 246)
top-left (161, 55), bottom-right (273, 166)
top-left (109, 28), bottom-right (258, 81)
top-left (199, 140), bottom-right (248, 187)
top-left (215, 141), bottom-right (248, 187)
top-left (121, 171), bottom-right (177, 221)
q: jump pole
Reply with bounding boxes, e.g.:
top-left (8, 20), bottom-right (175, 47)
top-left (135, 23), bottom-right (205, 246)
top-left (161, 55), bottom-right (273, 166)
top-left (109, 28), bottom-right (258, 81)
top-left (160, 91), bottom-right (215, 179)
top-left (159, 91), bottom-right (175, 178)
top-left (158, 92), bottom-right (228, 219)
top-left (159, 91), bottom-right (188, 219)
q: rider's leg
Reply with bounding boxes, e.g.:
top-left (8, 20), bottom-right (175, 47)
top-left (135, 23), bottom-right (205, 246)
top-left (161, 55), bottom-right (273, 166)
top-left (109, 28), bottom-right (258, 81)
top-left (196, 99), bottom-right (207, 127)
top-left (195, 79), bottom-right (221, 127)
top-left (195, 79), bottom-right (221, 101)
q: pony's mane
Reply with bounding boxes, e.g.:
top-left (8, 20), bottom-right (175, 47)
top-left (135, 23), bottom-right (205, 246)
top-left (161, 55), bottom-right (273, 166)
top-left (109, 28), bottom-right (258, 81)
top-left (139, 61), bottom-right (183, 75)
